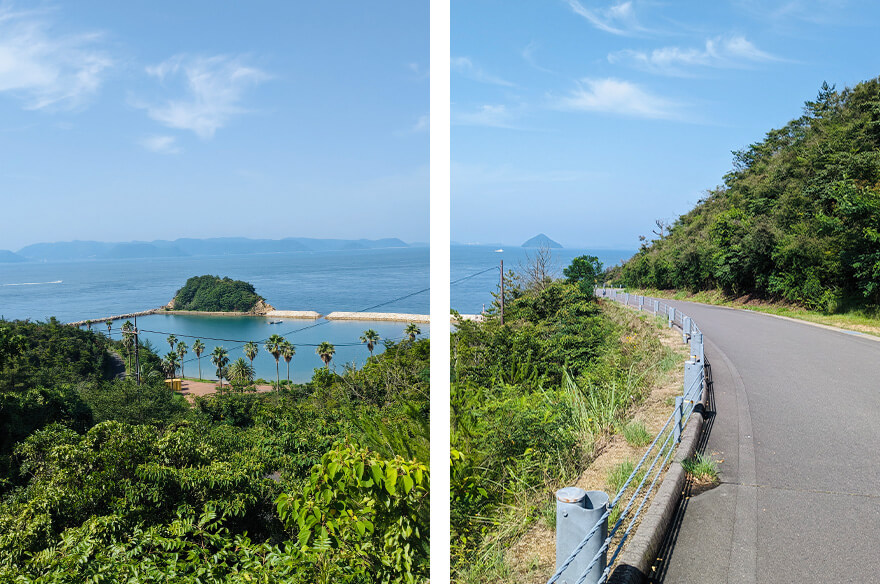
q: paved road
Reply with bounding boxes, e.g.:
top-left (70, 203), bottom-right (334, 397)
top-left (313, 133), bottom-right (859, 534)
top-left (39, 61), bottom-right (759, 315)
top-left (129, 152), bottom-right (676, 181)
top-left (653, 301), bottom-right (880, 583)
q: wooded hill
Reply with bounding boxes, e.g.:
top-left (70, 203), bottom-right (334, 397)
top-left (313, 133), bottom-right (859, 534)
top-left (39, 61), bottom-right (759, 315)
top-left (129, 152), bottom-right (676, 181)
top-left (618, 78), bottom-right (880, 311)
top-left (170, 275), bottom-right (266, 312)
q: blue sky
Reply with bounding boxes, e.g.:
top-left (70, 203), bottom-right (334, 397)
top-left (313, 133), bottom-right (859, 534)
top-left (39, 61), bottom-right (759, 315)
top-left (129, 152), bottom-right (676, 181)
top-left (0, 1), bottom-right (428, 251)
top-left (451, 0), bottom-right (880, 249)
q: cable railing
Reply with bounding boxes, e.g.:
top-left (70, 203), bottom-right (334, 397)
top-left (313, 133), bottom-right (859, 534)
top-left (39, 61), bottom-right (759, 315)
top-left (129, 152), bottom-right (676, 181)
top-left (548, 288), bottom-right (705, 584)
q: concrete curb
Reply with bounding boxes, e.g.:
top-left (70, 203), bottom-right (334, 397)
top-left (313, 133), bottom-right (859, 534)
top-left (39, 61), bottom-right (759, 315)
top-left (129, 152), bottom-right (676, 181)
top-left (606, 297), bottom-right (707, 584)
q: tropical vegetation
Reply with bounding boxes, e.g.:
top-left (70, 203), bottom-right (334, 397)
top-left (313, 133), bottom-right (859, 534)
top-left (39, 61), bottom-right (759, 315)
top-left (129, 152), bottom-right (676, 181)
top-left (0, 315), bottom-right (430, 582)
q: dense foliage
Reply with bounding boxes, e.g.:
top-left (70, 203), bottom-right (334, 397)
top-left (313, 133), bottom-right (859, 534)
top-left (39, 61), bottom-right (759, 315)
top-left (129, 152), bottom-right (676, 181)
top-left (450, 268), bottom-right (670, 580)
top-left (618, 78), bottom-right (880, 311)
top-left (0, 318), bottom-right (430, 582)
top-left (171, 275), bottom-right (265, 312)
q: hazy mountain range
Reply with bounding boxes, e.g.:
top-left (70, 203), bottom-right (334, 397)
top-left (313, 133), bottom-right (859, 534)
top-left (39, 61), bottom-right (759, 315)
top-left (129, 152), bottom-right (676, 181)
top-left (0, 237), bottom-right (418, 263)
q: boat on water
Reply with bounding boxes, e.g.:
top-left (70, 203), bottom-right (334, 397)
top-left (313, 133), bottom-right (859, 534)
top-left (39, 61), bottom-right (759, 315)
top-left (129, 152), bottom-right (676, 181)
top-left (494, 248), bottom-right (503, 252)
top-left (268, 320), bottom-right (283, 324)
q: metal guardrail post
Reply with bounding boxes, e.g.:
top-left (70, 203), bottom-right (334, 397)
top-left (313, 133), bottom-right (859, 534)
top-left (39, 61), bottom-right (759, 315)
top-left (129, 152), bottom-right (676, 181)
top-left (691, 332), bottom-right (703, 362)
top-left (625, 293), bottom-right (629, 306)
top-left (684, 358), bottom-right (703, 402)
top-left (653, 299), bottom-right (658, 314)
top-left (638, 296), bottom-right (644, 310)
top-left (555, 488), bottom-right (609, 584)
top-left (668, 306), bottom-right (675, 328)
top-left (682, 316), bottom-right (691, 343)
top-left (674, 395), bottom-right (684, 443)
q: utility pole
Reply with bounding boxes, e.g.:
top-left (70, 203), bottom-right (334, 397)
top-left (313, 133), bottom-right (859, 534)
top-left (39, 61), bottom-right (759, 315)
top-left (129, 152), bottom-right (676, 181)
top-left (500, 259), bottom-right (505, 325)
top-left (134, 315), bottom-right (141, 385)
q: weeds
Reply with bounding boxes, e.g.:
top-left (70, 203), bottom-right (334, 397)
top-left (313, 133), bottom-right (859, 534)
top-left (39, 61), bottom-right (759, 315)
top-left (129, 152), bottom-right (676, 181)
top-left (622, 420), bottom-right (651, 448)
top-left (681, 452), bottom-right (719, 483)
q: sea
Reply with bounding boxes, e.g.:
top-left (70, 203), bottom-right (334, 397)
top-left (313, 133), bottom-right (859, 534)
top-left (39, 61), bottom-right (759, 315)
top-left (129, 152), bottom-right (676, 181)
top-left (0, 247), bottom-right (429, 382)
top-left (451, 245), bottom-right (636, 314)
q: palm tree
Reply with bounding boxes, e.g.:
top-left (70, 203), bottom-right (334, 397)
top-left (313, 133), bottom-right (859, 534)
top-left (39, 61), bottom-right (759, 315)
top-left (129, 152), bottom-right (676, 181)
top-left (264, 334), bottom-right (285, 389)
top-left (228, 357), bottom-right (255, 390)
top-left (193, 339), bottom-right (205, 380)
top-left (163, 351), bottom-right (180, 380)
top-left (211, 346), bottom-right (229, 390)
top-left (85, 320), bottom-right (92, 331)
top-left (106, 320), bottom-right (112, 337)
top-left (360, 329), bottom-right (380, 358)
top-left (404, 323), bottom-right (421, 342)
top-left (316, 341), bottom-right (335, 369)
top-left (280, 340), bottom-right (295, 383)
top-left (176, 341), bottom-right (188, 379)
top-left (167, 334), bottom-right (177, 352)
top-left (243, 341), bottom-right (259, 369)
top-left (122, 321), bottom-right (134, 370)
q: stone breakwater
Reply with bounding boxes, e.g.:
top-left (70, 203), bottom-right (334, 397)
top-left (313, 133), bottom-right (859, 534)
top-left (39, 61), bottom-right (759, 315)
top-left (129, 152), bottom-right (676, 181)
top-left (67, 309), bottom-right (159, 327)
top-left (325, 312), bottom-right (430, 324)
top-left (68, 308), bottom-right (431, 325)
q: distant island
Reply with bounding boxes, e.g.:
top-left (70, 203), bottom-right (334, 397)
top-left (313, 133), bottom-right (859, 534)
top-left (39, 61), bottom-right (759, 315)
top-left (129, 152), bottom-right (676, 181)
top-left (165, 275), bottom-right (273, 314)
top-left (2, 236), bottom-right (414, 262)
top-left (521, 233), bottom-right (562, 248)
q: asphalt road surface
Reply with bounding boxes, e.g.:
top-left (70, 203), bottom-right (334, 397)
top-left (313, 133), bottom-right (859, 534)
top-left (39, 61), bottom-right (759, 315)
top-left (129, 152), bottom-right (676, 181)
top-left (653, 300), bottom-right (880, 583)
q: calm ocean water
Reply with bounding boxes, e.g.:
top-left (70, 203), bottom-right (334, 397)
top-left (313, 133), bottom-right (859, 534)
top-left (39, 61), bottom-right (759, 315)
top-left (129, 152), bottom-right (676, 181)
top-left (451, 245), bottom-right (635, 314)
top-left (0, 247), bottom-right (429, 382)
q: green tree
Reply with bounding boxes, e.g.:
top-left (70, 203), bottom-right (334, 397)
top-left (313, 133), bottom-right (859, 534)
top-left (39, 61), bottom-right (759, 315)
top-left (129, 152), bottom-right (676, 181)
top-left (227, 357), bottom-right (255, 389)
top-left (264, 334), bottom-right (285, 389)
top-left (106, 320), bottom-right (112, 337)
top-left (243, 341), bottom-right (259, 369)
top-left (280, 340), bottom-right (295, 383)
top-left (192, 339), bottom-right (205, 380)
top-left (121, 321), bottom-right (134, 370)
top-left (404, 323), bottom-right (421, 342)
top-left (563, 255), bottom-right (604, 285)
top-left (360, 329), bottom-right (380, 358)
top-left (211, 346), bottom-right (229, 390)
top-left (163, 351), bottom-right (179, 380)
top-left (316, 341), bottom-right (335, 369)
top-left (176, 341), bottom-right (188, 379)
top-left (166, 334), bottom-right (177, 353)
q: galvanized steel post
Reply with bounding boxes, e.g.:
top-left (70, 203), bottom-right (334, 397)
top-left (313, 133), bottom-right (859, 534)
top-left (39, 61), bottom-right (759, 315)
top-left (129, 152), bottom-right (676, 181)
top-left (555, 487), bottom-right (609, 584)
top-left (674, 395), bottom-right (684, 443)
top-left (684, 359), bottom-right (702, 402)
top-left (691, 332), bottom-right (704, 362)
top-left (668, 306), bottom-right (675, 328)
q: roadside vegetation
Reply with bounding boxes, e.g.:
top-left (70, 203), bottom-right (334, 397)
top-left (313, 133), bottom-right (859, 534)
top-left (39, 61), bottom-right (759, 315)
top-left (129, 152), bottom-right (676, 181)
top-left (0, 317), bottom-right (429, 582)
top-left (450, 254), bottom-right (681, 583)
top-left (613, 78), bottom-right (880, 319)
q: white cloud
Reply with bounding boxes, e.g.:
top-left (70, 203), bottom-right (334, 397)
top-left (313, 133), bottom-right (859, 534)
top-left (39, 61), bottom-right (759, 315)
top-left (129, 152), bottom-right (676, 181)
top-left (609, 35), bottom-right (780, 75)
top-left (521, 41), bottom-right (556, 74)
top-left (139, 135), bottom-right (180, 154)
top-left (0, 5), bottom-right (112, 111)
top-left (564, 0), bottom-right (647, 36)
top-left (452, 57), bottom-right (514, 87)
top-left (554, 78), bottom-right (684, 120)
top-left (452, 104), bottom-right (517, 128)
top-left (137, 54), bottom-right (270, 139)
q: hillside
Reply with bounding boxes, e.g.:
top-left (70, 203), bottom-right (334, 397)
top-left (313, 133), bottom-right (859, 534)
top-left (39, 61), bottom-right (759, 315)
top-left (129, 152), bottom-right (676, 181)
top-left (618, 78), bottom-right (880, 311)
top-left (15, 236), bottom-right (411, 262)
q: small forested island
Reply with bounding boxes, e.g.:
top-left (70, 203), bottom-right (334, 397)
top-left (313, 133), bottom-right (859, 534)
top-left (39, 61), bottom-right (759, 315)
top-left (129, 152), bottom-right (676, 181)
top-left (521, 233), bottom-right (562, 248)
top-left (166, 275), bottom-right (274, 313)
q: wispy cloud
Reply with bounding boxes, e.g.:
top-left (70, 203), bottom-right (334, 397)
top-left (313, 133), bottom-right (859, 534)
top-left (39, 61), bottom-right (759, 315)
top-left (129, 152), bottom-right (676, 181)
top-left (136, 54), bottom-right (270, 139)
top-left (452, 104), bottom-right (518, 128)
top-left (0, 5), bottom-right (112, 111)
top-left (564, 0), bottom-right (648, 36)
top-left (609, 35), bottom-right (781, 76)
top-left (554, 78), bottom-right (685, 120)
top-left (521, 41), bottom-right (556, 74)
top-left (452, 57), bottom-right (515, 87)
top-left (139, 135), bottom-right (180, 154)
